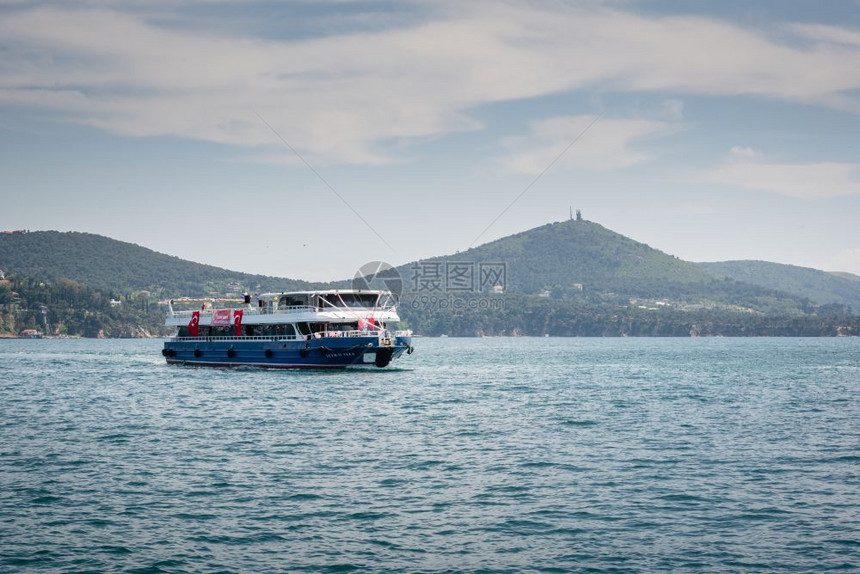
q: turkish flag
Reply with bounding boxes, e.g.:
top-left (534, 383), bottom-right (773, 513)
top-left (188, 311), bottom-right (200, 337)
top-left (233, 309), bottom-right (243, 336)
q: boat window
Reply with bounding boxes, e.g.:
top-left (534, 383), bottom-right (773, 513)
top-left (279, 295), bottom-right (309, 309)
top-left (320, 293), bottom-right (379, 308)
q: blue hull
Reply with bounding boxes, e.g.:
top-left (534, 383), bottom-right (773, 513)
top-left (163, 335), bottom-right (412, 369)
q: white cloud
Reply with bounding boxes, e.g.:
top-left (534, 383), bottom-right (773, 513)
top-left (690, 148), bottom-right (860, 200)
top-left (2, 3), bottom-right (860, 163)
top-left (499, 115), bottom-right (676, 174)
top-left (728, 146), bottom-right (763, 159)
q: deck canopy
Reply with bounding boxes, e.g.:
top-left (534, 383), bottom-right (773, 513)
top-left (263, 289), bottom-right (390, 311)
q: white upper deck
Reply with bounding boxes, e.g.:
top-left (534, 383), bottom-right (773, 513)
top-left (165, 289), bottom-right (401, 327)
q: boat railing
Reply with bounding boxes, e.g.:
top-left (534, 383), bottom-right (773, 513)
top-left (172, 330), bottom-right (413, 342)
top-left (271, 304), bottom-right (396, 315)
top-left (315, 329), bottom-right (413, 339)
top-left (169, 304), bottom-right (397, 318)
top-left (172, 335), bottom-right (302, 342)
top-left (272, 305), bottom-right (322, 314)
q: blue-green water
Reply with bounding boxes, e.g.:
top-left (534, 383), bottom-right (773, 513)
top-left (1, 338), bottom-right (858, 572)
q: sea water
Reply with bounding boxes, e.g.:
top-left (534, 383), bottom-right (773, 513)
top-left (1, 337), bottom-right (858, 572)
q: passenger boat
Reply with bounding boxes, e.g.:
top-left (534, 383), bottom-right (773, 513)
top-left (162, 290), bottom-right (413, 369)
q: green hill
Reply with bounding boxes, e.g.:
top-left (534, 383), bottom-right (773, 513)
top-left (431, 220), bottom-right (714, 292)
top-left (0, 231), bottom-right (316, 297)
top-left (397, 220), bottom-right (811, 314)
top-left (2, 222), bottom-right (856, 338)
top-left (697, 260), bottom-right (860, 313)
top-left (0, 223), bottom-right (816, 316)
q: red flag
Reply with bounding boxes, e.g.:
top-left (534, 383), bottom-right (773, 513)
top-left (211, 309), bottom-right (231, 325)
top-left (233, 309), bottom-right (243, 336)
top-left (188, 311), bottom-right (200, 337)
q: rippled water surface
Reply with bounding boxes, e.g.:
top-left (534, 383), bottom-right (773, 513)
top-left (1, 337), bottom-right (859, 572)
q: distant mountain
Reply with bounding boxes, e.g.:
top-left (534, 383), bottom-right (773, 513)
top-left (2, 222), bottom-right (856, 338)
top-left (419, 220), bottom-right (715, 292)
top-left (0, 223), bottom-right (817, 315)
top-left (697, 260), bottom-right (860, 313)
top-left (0, 231), bottom-right (315, 297)
top-left (398, 220), bottom-right (811, 315)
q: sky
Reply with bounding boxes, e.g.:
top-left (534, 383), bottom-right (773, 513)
top-left (1, 0), bottom-right (859, 281)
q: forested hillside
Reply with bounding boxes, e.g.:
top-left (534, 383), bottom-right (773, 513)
top-left (0, 275), bottom-right (167, 337)
top-left (1, 222), bottom-right (856, 338)
top-left (396, 220), bottom-right (814, 315)
top-left (697, 260), bottom-right (860, 313)
top-left (435, 220), bottom-right (713, 293)
top-left (395, 293), bottom-right (859, 337)
top-left (0, 231), bottom-right (314, 297)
